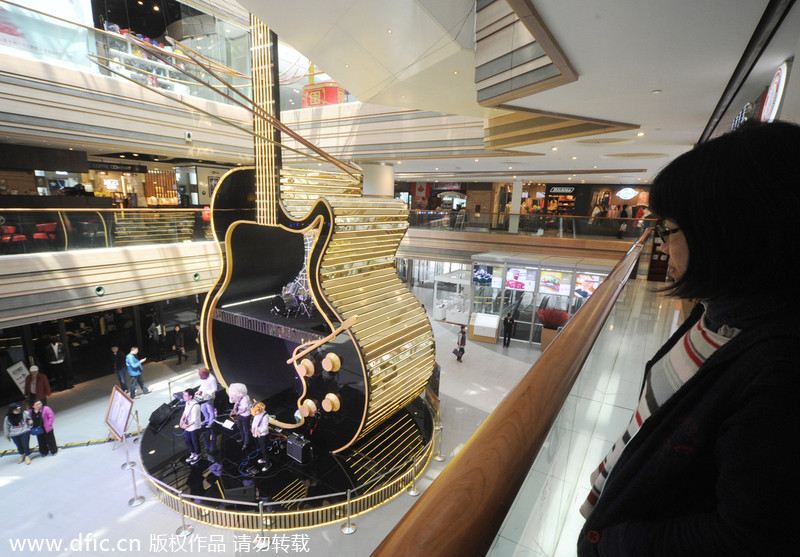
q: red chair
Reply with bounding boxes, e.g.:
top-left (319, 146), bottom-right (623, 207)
top-left (1, 225), bottom-right (27, 252)
top-left (33, 222), bottom-right (58, 251)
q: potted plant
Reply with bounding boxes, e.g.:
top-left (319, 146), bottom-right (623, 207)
top-left (537, 307), bottom-right (569, 351)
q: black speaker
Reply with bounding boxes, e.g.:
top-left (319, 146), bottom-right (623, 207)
top-left (148, 403), bottom-right (177, 433)
top-left (287, 433), bottom-right (311, 464)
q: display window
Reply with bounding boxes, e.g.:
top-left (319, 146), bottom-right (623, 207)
top-left (539, 271), bottom-right (572, 296)
top-left (505, 267), bottom-right (537, 291)
top-left (574, 274), bottom-right (601, 298)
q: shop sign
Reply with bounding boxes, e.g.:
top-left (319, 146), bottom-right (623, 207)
top-left (759, 61), bottom-right (789, 123)
top-left (432, 182), bottom-right (461, 191)
top-left (616, 187), bottom-right (638, 200)
top-left (103, 178), bottom-right (120, 190)
top-left (549, 186), bottom-right (575, 194)
top-left (87, 161), bottom-right (148, 173)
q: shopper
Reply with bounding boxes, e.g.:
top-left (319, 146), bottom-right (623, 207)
top-left (23, 365), bottom-right (51, 407)
top-left (30, 400), bottom-right (57, 457)
top-left (147, 318), bottom-right (165, 361)
top-left (4, 403), bottom-right (32, 464)
top-left (454, 325), bottom-right (466, 362)
top-left (502, 312), bottom-right (515, 348)
top-left (45, 335), bottom-right (72, 390)
top-left (172, 325), bottom-right (185, 365)
top-left (126, 347), bottom-right (149, 398)
top-left (194, 322), bottom-right (202, 365)
top-left (111, 345), bottom-right (127, 393)
top-left (578, 121), bottom-right (800, 556)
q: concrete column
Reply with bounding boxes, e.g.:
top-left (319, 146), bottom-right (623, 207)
top-left (507, 178), bottom-right (523, 234)
top-left (360, 162), bottom-right (395, 198)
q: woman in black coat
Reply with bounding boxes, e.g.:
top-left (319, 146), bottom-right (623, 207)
top-left (578, 122), bottom-right (800, 556)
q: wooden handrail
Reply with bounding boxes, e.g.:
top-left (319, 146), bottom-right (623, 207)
top-left (373, 229), bottom-right (652, 556)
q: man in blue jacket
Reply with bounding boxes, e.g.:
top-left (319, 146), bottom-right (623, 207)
top-left (126, 347), bottom-right (150, 398)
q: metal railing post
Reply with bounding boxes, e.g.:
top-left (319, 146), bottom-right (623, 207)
top-left (434, 424), bottom-right (445, 462)
top-left (407, 455), bottom-right (420, 496)
top-left (128, 462), bottom-right (144, 507)
top-left (340, 489), bottom-right (357, 535)
top-left (175, 491), bottom-right (194, 537)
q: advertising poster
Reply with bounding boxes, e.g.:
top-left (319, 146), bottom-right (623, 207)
top-left (539, 271), bottom-right (572, 295)
top-left (575, 274), bottom-right (601, 298)
top-left (104, 385), bottom-right (134, 441)
top-left (505, 267), bottom-right (536, 291)
top-left (473, 264), bottom-right (494, 286)
top-left (5, 361), bottom-right (29, 395)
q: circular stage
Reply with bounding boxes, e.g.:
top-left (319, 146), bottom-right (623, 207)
top-left (139, 395), bottom-right (435, 531)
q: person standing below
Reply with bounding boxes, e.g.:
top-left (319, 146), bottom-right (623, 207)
top-left (172, 325), bottom-right (185, 366)
top-left (577, 122), bottom-right (800, 556)
top-left (250, 401), bottom-right (271, 472)
top-left (45, 335), bottom-right (72, 390)
top-left (23, 365), bottom-right (51, 407)
top-left (111, 345), bottom-right (127, 393)
top-left (228, 383), bottom-right (251, 448)
top-left (30, 400), bottom-right (57, 457)
top-left (455, 325), bottom-right (467, 362)
top-left (502, 312), bottom-right (515, 348)
top-left (126, 347), bottom-right (149, 398)
top-left (195, 367), bottom-right (218, 428)
top-left (179, 388), bottom-right (201, 465)
top-left (147, 318), bottom-right (165, 361)
top-left (4, 403), bottom-right (32, 464)
top-left (194, 322), bottom-right (202, 365)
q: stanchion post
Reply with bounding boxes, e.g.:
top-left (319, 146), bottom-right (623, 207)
top-left (407, 455), bottom-right (420, 497)
top-left (128, 463), bottom-right (145, 507)
top-left (434, 424), bottom-right (445, 462)
top-left (121, 434), bottom-right (136, 470)
top-left (255, 500), bottom-right (268, 550)
top-left (133, 410), bottom-right (143, 445)
top-left (340, 489), bottom-right (357, 535)
top-left (175, 491), bottom-right (194, 537)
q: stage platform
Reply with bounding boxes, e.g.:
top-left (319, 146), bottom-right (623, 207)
top-left (139, 394), bottom-right (435, 530)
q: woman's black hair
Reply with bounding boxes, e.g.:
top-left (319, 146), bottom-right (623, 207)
top-left (650, 120), bottom-right (800, 301)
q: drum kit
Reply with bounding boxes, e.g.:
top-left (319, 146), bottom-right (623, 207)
top-left (271, 282), bottom-right (314, 318)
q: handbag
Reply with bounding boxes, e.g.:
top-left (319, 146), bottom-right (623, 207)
top-left (31, 425), bottom-right (45, 436)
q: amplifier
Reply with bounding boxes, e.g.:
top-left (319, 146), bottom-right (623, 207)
top-left (286, 433), bottom-right (311, 464)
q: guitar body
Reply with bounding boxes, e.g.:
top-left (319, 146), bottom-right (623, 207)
top-left (202, 167), bottom-right (369, 452)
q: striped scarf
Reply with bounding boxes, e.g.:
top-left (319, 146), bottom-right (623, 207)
top-left (580, 310), bottom-right (737, 518)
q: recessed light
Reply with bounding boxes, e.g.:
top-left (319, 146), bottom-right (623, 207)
top-left (474, 159), bottom-right (479, 162)
top-left (435, 168), bottom-right (439, 171)
top-left (551, 146), bottom-right (558, 151)
top-left (637, 132), bottom-right (645, 137)
top-left (453, 71), bottom-right (458, 76)
top-left (651, 89), bottom-right (661, 94)
top-left (153, 5), bottom-right (160, 11)
top-left (133, 153), bottom-right (139, 157)
top-left (345, 64), bottom-right (349, 68)
top-left (120, 155), bottom-right (125, 158)
top-left (508, 166), bottom-right (513, 170)
top-left (387, 29), bottom-right (392, 34)
top-left (571, 156), bottom-right (577, 160)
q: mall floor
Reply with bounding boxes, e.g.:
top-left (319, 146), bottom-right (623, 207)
top-left (1, 278), bottom-right (678, 557)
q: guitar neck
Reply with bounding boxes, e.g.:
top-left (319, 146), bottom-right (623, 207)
top-left (251, 16), bottom-right (281, 226)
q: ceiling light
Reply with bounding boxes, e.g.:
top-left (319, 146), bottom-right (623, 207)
top-left (345, 64), bottom-right (349, 68)
top-left (120, 155), bottom-right (125, 158)
top-left (138, 1), bottom-right (143, 4)
top-left (593, 165), bottom-right (597, 168)
top-left (453, 71), bottom-right (458, 76)
top-left (435, 168), bottom-right (439, 171)
top-left (551, 146), bottom-right (558, 151)
top-left (571, 156), bottom-right (577, 160)
top-left (397, 161), bottom-right (402, 165)
top-left (154, 158), bottom-right (159, 161)
top-left (651, 89), bottom-right (661, 94)
top-left (508, 166), bottom-right (513, 170)
top-left (153, 5), bottom-right (160, 11)
top-left (132, 153), bottom-right (139, 157)
top-left (637, 132), bottom-right (645, 137)
top-left (387, 29), bottom-right (392, 34)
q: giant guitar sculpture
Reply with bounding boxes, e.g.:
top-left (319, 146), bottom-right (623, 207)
top-left (200, 18), bottom-right (435, 453)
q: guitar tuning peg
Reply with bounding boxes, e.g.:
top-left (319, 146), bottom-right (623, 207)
top-left (322, 352), bottom-right (341, 372)
top-left (322, 393), bottom-right (341, 412)
top-left (299, 399), bottom-right (318, 417)
top-left (298, 358), bottom-right (315, 377)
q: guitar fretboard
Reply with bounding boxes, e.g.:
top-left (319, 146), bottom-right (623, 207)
top-left (251, 16), bottom-right (279, 226)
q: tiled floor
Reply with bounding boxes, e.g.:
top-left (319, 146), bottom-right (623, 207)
top-left (1, 279), bottom-right (676, 556)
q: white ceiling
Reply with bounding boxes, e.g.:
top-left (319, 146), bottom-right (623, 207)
top-left (238, 0), bottom-right (800, 184)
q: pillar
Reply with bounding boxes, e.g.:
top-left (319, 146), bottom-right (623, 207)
top-left (360, 162), bottom-right (395, 198)
top-left (507, 178), bottom-right (523, 234)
